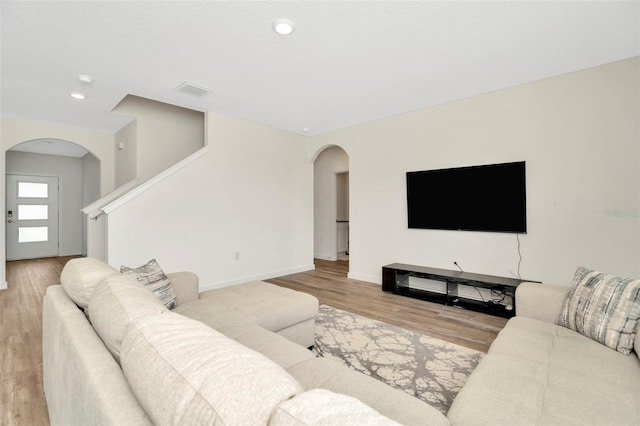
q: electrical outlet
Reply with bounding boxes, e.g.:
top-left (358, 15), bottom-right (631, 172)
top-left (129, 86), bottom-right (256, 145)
top-left (234, 251), bottom-right (240, 261)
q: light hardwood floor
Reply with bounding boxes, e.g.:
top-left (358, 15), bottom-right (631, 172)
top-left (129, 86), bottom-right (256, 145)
top-left (1, 257), bottom-right (507, 426)
top-left (266, 259), bottom-right (507, 353)
top-left (1, 256), bottom-right (74, 426)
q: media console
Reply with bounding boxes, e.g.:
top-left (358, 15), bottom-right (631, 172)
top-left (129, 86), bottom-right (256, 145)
top-left (382, 263), bottom-right (530, 318)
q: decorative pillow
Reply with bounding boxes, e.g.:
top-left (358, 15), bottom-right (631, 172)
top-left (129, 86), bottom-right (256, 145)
top-left (557, 266), bottom-right (640, 354)
top-left (120, 259), bottom-right (177, 309)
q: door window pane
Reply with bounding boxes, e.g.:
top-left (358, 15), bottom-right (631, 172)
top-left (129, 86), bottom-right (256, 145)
top-left (18, 205), bottom-right (48, 220)
top-left (18, 227), bottom-right (48, 243)
top-left (18, 182), bottom-right (48, 198)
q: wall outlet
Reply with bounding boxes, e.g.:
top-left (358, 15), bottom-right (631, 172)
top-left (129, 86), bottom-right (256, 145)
top-left (234, 251), bottom-right (240, 261)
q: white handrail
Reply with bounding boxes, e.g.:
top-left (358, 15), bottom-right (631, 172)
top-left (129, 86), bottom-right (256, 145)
top-left (83, 179), bottom-right (139, 219)
top-left (102, 146), bottom-right (209, 215)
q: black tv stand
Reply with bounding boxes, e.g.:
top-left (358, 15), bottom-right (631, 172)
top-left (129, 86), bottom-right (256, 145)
top-left (382, 263), bottom-right (529, 318)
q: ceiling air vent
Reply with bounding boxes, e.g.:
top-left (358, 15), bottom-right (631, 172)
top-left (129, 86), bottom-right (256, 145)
top-left (176, 81), bottom-right (212, 97)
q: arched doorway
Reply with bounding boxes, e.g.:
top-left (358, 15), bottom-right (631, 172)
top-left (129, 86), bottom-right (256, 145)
top-left (5, 139), bottom-right (101, 260)
top-left (313, 145), bottom-right (350, 273)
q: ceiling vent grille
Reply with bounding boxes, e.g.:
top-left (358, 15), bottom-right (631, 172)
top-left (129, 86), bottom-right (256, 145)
top-left (176, 81), bottom-right (212, 97)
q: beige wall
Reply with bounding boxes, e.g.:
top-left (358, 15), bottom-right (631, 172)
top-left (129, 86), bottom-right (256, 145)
top-left (81, 153), bottom-right (101, 255)
top-left (308, 57), bottom-right (640, 285)
top-left (107, 112), bottom-right (313, 289)
top-left (111, 95), bottom-right (205, 183)
top-left (114, 120), bottom-right (137, 187)
top-left (1, 116), bottom-right (115, 286)
top-left (336, 172), bottom-right (349, 222)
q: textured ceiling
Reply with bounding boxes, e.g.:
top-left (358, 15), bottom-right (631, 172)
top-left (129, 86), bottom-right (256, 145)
top-left (1, 1), bottom-right (639, 136)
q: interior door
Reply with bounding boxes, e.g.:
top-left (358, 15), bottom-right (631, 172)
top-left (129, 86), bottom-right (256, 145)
top-left (6, 174), bottom-right (59, 260)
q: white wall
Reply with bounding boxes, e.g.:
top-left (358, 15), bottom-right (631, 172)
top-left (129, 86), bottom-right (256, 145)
top-left (313, 146), bottom-right (349, 260)
top-left (1, 116), bottom-right (115, 287)
top-left (111, 95), bottom-right (205, 183)
top-left (308, 57), bottom-right (640, 285)
top-left (114, 120), bottom-right (137, 188)
top-left (107, 112), bottom-right (313, 288)
top-left (6, 151), bottom-right (84, 256)
top-left (336, 172), bottom-right (349, 222)
top-left (81, 153), bottom-right (101, 255)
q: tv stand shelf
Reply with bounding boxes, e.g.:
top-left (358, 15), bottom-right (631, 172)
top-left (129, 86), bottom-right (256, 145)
top-left (382, 263), bottom-right (527, 318)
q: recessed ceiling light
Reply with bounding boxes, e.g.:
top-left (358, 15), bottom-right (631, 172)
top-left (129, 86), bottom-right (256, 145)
top-left (273, 18), bottom-right (295, 35)
top-left (77, 74), bottom-right (93, 84)
top-left (70, 92), bottom-right (85, 100)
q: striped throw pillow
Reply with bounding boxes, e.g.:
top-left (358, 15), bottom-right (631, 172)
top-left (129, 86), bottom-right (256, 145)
top-left (121, 259), bottom-right (177, 310)
top-left (558, 266), bottom-right (640, 355)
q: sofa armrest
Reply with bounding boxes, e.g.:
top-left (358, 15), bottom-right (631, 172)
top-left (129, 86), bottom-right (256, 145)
top-left (167, 271), bottom-right (199, 305)
top-left (515, 282), bottom-right (570, 324)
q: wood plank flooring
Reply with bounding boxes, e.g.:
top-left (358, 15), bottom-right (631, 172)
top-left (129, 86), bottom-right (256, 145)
top-left (266, 259), bottom-right (507, 353)
top-left (1, 256), bottom-right (75, 426)
top-left (1, 256), bottom-right (506, 426)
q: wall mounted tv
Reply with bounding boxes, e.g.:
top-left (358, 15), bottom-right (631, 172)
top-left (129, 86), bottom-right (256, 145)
top-left (406, 161), bottom-right (526, 233)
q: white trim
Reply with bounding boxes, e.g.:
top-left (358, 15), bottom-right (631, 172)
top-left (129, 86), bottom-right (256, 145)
top-left (199, 263), bottom-right (315, 291)
top-left (347, 271), bottom-right (380, 285)
top-left (0, 281), bottom-right (7, 290)
top-left (103, 146), bottom-right (209, 214)
top-left (82, 179), bottom-right (138, 217)
top-left (314, 254), bottom-right (336, 261)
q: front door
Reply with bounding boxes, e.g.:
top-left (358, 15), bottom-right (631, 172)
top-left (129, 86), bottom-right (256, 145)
top-left (6, 174), bottom-right (59, 260)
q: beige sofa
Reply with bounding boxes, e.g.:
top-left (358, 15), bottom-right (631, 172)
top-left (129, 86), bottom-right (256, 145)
top-left (43, 258), bottom-right (449, 425)
top-left (44, 258), bottom-right (640, 425)
top-left (447, 282), bottom-right (640, 425)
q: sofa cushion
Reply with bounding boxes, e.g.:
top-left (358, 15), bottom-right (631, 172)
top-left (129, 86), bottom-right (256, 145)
top-left (176, 298), bottom-right (317, 370)
top-left (121, 259), bottom-right (177, 309)
top-left (215, 322), bottom-right (317, 370)
top-left (270, 389), bottom-right (400, 425)
top-left (43, 285), bottom-right (152, 426)
top-left (199, 281), bottom-right (319, 333)
top-left (88, 274), bottom-right (168, 362)
top-left (557, 266), bottom-right (640, 354)
top-left (173, 297), bottom-right (249, 329)
top-left (121, 312), bottom-right (303, 425)
top-left (448, 316), bottom-right (640, 425)
top-left (60, 257), bottom-right (118, 308)
top-left (287, 357), bottom-right (451, 426)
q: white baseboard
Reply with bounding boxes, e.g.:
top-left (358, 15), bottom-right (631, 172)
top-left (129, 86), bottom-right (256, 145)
top-left (347, 272), bottom-right (380, 285)
top-left (199, 263), bottom-right (316, 292)
top-left (0, 281), bottom-right (7, 290)
top-left (314, 254), bottom-right (337, 261)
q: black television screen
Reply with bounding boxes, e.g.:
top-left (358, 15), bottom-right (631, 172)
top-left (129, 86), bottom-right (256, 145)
top-left (406, 161), bottom-right (527, 233)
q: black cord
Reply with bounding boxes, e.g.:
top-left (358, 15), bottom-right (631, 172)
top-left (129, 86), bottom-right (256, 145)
top-left (491, 289), bottom-right (506, 303)
top-left (516, 233), bottom-right (522, 279)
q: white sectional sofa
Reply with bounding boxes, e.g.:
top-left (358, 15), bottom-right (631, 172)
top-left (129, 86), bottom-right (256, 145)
top-left (43, 258), bottom-right (449, 425)
top-left (43, 258), bottom-right (640, 425)
top-left (447, 282), bottom-right (640, 425)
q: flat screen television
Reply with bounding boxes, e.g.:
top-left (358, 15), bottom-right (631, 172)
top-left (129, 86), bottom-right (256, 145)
top-left (406, 161), bottom-right (526, 233)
